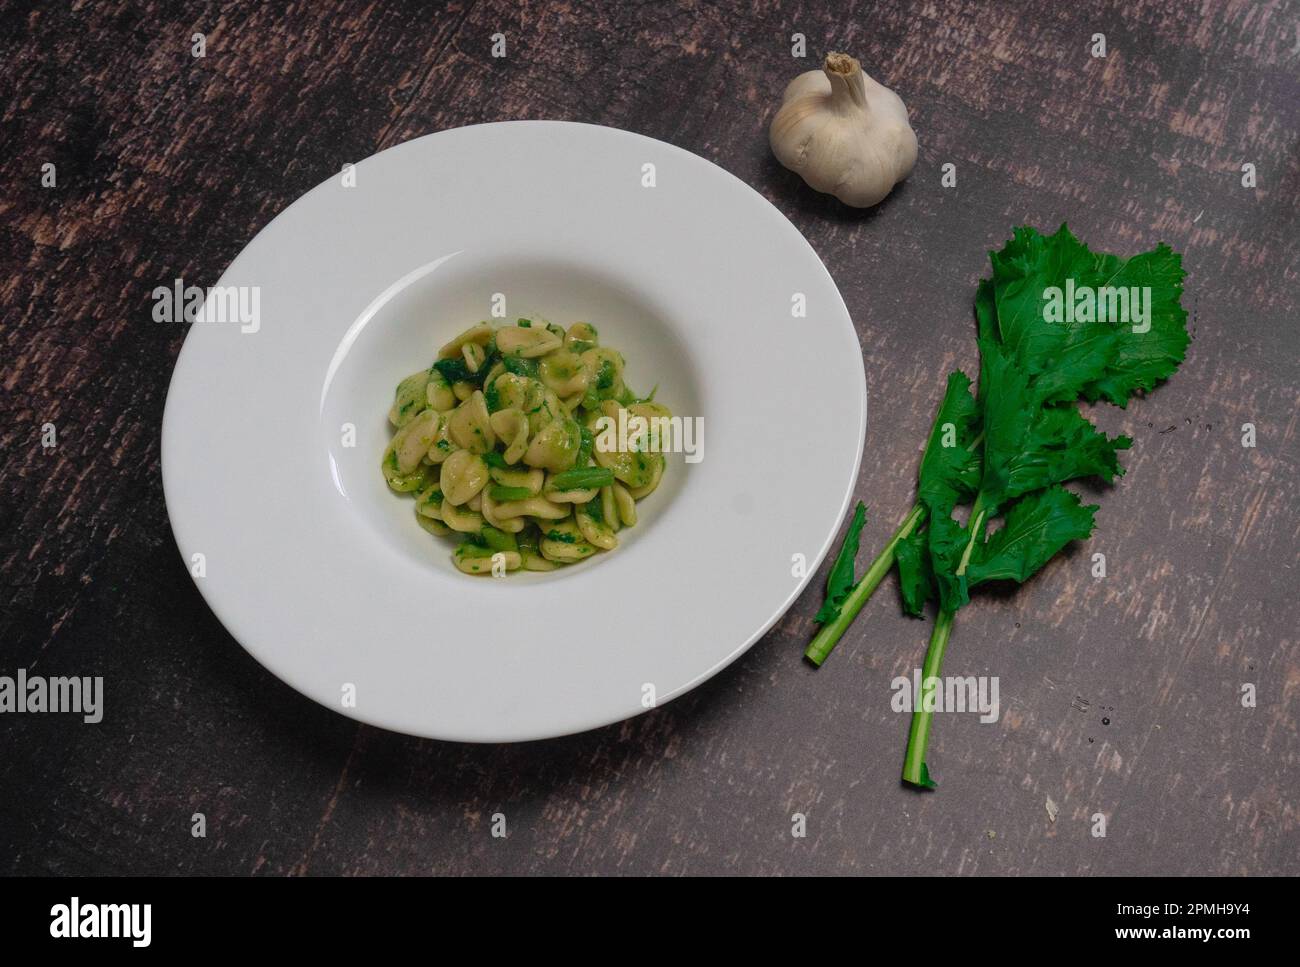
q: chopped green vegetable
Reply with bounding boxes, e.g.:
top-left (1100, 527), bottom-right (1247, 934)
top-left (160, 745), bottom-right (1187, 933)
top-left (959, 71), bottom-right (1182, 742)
top-left (479, 526), bottom-right (518, 553)
top-left (574, 425), bottom-right (594, 467)
top-left (432, 357), bottom-right (476, 385)
top-left (517, 526), bottom-right (540, 553)
top-left (501, 355), bottom-right (539, 378)
top-left (489, 484), bottom-right (533, 502)
top-left (548, 466), bottom-right (614, 491)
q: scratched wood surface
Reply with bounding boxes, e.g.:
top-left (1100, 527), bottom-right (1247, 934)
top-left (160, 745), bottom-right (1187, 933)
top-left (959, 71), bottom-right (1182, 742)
top-left (1, 0), bottom-right (1296, 876)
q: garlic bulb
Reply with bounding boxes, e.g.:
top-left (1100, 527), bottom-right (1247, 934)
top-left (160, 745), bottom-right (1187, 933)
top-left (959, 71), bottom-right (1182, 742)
top-left (770, 52), bottom-right (918, 208)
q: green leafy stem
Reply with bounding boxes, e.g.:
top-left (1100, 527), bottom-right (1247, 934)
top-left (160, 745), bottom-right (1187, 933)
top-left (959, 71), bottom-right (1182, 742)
top-left (805, 504), bottom-right (926, 667)
top-left (803, 223), bottom-right (1189, 792)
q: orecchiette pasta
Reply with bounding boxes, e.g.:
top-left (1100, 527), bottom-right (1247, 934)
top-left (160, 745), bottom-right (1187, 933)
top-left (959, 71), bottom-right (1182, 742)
top-left (383, 317), bottom-right (671, 575)
top-left (488, 408), bottom-right (529, 465)
top-left (425, 369), bottom-right (456, 411)
top-left (441, 498), bottom-right (485, 534)
top-left (438, 321), bottom-right (492, 360)
top-left (539, 349), bottom-right (589, 397)
top-left (416, 513), bottom-right (452, 537)
top-left (439, 449), bottom-right (489, 506)
top-left (392, 408), bottom-right (440, 473)
top-left (495, 324), bottom-right (562, 358)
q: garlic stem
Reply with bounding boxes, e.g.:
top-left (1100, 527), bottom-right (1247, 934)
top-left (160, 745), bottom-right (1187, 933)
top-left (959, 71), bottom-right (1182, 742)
top-left (824, 52), bottom-right (868, 113)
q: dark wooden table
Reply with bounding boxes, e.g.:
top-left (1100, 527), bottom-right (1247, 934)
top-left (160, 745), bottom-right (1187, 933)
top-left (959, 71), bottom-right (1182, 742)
top-left (2, 0), bottom-right (1296, 876)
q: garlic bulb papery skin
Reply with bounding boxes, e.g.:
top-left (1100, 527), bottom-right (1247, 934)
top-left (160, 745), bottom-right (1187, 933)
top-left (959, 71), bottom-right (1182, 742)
top-left (770, 52), bottom-right (918, 208)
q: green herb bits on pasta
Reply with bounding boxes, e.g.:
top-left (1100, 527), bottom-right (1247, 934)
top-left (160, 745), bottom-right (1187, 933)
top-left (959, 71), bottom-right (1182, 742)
top-left (384, 317), bottom-right (670, 575)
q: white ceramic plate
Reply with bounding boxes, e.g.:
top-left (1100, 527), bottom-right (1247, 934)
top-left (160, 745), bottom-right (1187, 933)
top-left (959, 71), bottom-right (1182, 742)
top-left (162, 121), bottom-right (865, 742)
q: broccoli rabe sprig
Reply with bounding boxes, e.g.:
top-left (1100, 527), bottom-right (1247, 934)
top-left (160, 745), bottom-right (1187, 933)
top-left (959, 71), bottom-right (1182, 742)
top-left (805, 225), bottom-right (1190, 789)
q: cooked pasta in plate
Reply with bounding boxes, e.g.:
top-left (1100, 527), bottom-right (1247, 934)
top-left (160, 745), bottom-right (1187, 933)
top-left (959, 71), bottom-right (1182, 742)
top-left (383, 318), bottom-right (670, 575)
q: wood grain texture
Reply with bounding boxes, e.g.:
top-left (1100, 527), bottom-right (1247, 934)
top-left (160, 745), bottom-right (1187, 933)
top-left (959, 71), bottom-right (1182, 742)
top-left (1, 0), bottom-right (1296, 875)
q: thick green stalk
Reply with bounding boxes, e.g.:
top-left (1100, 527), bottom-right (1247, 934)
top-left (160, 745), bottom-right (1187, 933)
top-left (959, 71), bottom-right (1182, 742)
top-left (805, 504), bottom-right (927, 667)
top-left (900, 497), bottom-right (987, 788)
top-left (901, 607), bottom-right (954, 787)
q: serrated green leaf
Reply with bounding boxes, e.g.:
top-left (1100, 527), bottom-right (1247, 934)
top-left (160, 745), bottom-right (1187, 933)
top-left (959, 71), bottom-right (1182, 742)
top-left (975, 339), bottom-right (1130, 513)
top-left (994, 405), bottom-right (1131, 506)
top-left (966, 486), bottom-right (1098, 587)
top-left (1028, 318), bottom-right (1121, 406)
top-left (989, 224), bottom-right (1112, 377)
top-left (973, 338), bottom-right (1034, 513)
top-left (1081, 243), bottom-right (1190, 407)
top-left (813, 502), bottom-right (868, 624)
top-left (917, 371), bottom-right (982, 514)
top-left (988, 223), bottom-right (1127, 405)
top-left (894, 529), bottom-right (934, 617)
top-left (927, 509), bottom-right (971, 613)
top-left (986, 225), bottom-right (1189, 408)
